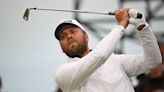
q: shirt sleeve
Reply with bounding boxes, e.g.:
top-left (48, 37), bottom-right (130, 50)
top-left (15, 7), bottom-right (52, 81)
top-left (55, 25), bottom-right (125, 91)
top-left (117, 23), bottom-right (162, 77)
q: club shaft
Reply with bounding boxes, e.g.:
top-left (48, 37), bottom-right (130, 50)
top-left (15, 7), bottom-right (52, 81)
top-left (29, 8), bottom-right (115, 15)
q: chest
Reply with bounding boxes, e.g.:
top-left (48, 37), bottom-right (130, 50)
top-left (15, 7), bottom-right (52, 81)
top-left (87, 60), bottom-right (128, 84)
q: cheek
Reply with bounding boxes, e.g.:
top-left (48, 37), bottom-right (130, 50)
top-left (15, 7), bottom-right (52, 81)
top-left (60, 41), bottom-right (68, 51)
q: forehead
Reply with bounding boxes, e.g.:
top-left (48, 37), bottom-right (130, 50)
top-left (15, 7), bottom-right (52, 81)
top-left (60, 24), bottom-right (79, 32)
top-left (59, 24), bottom-right (82, 36)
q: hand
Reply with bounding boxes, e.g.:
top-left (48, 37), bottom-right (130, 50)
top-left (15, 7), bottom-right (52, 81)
top-left (115, 8), bottom-right (129, 28)
top-left (129, 9), bottom-right (146, 30)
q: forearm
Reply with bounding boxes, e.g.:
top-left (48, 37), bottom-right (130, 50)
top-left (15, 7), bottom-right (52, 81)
top-left (92, 25), bottom-right (125, 60)
top-left (138, 23), bottom-right (162, 72)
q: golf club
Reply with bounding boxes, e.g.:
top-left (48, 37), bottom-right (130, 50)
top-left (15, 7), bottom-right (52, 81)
top-left (23, 7), bottom-right (142, 21)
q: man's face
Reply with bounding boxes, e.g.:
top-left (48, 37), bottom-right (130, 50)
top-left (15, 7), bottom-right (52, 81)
top-left (58, 24), bottom-right (88, 58)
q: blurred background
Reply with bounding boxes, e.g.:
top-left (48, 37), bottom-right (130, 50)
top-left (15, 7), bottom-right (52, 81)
top-left (0, 0), bottom-right (163, 92)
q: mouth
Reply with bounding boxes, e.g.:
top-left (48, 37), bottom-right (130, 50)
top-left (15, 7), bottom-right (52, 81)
top-left (70, 42), bottom-right (76, 46)
top-left (69, 42), bottom-right (78, 49)
top-left (68, 39), bottom-right (76, 45)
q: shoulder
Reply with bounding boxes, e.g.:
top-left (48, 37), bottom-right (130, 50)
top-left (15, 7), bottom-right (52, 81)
top-left (55, 58), bottom-right (80, 83)
top-left (55, 63), bottom-right (73, 91)
top-left (55, 58), bottom-right (81, 91)
top-left (55, 57), bottom-right (80, 76)
top-left (55, 62), bottom-right (72, 79)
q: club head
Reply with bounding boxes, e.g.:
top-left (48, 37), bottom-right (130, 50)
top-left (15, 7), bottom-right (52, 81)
top-left (23, 8), bottom-right (30, 21)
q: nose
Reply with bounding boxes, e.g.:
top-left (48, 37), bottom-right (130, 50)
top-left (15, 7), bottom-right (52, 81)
top-left (67, 34), bottom-right (74, 44)
top-left (67, 33), bottom-right (73, 40)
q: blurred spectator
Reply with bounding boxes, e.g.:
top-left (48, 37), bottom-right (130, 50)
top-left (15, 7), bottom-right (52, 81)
top-left (56, 87), bottom-right (62, 92)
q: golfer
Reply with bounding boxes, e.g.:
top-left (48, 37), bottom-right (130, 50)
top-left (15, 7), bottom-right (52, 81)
top-left (54, 8), bottom-right (162, 92)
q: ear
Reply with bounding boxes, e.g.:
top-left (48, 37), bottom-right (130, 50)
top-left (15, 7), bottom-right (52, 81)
top-left (84, 31), bottom-right (89, 42)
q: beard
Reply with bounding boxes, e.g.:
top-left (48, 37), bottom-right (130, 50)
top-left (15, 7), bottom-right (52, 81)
top-left (64, 40), bottom-right (87, 58)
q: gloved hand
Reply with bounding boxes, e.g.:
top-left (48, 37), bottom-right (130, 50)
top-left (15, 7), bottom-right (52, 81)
top-left (129, 9), bottom-right (147, 30)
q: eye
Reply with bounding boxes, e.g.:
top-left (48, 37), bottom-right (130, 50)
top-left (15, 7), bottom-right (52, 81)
top-left (60, 34), bottom-right (67, 40)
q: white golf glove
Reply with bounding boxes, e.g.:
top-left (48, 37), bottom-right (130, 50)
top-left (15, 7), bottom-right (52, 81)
top-left (129, 9), bottom-right (147, 30)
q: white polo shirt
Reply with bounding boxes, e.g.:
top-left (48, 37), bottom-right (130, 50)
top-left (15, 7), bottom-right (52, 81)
top-left (55, 24), bottom-right (162, 92)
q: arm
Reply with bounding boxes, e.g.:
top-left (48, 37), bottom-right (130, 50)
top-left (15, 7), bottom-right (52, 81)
top-left (137, 23), bottom-right (162, 73)
top-left (118, 9), bottom-right (162, 77)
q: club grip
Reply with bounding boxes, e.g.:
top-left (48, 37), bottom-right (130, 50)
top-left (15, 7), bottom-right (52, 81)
top-left (108, 12), bottom-right (115, 15)
top-left (136, 13), bottom-right (142, 19)
top-left (108, 12), bottom-right (142, 19)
